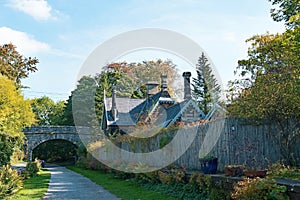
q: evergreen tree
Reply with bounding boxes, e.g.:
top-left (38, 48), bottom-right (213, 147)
top-left (192, 53), bottom-right (221, 114)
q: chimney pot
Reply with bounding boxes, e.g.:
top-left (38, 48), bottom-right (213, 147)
top-left (183, 72), bottom-right (192, 100)
top-left (146, 81), bottom-right (159, 97)
top-left (161, 74), bottom-right (167, 91)
top-left (111, 87), bottom-right (118, 120)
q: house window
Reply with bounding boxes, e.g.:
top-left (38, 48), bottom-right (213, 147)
top-left (182, 105), bottom-right (196, 122)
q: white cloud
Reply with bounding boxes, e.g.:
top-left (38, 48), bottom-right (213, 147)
top-left (222, 31), bottom-right (239, 42)
top-left (6, 0), bottom-right (57, 21)
top-left (0, 27), bottom-right (50, 55)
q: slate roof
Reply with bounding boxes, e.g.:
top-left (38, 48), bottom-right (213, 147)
top-left (152, 99), bottom-right (205, 127)
top-left (103, 89), bottom-right (207, 130)
top-left (204, 102), bottom-right (227, 120)
top-left (104, 91), bottom-right (164, 126)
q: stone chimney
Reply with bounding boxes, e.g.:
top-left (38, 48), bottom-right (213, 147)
top-left (111, 87), bottom-right (118, 120)
top-left (146, 81), bottom-right (159, 97)
top-left (161, 74), bottom-right (168, 91)
top-left (182, 72), bottom-right (192, 100)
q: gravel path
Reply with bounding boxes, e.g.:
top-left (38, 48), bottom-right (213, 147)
top-left (43, 165), bottom-right (121, 200)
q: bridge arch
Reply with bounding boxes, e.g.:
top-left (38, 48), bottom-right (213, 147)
top-left (32, 138), bottom-right (78, 163)
top-left (30, 137), bottom-right (80, 153)
top-left (24, 126), bottom-right (82, 161)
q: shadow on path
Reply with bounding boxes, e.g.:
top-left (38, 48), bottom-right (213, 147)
top-left (43, 164), bottom-right (121, 200)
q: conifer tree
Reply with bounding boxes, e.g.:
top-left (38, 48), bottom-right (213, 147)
top-left (192, 53), bottom-right (221, 114)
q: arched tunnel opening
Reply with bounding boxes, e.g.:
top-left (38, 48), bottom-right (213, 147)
top-left (32, 139), bottom-right (78, 165)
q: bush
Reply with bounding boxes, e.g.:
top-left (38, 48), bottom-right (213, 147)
top-left (209, 188), bottom-right (231, 200)
top-left (135, 171), bottom-right (160, 184)
top-left (10, 148), bottom-right (25, 164)
top-left (0, 165), bottom-right (23, 198)
top-left (267, 162), bottom-right (300, 180)
top-left (231, 178), bottom-right (289, 200)
top-left (158, 171), bottom-right (173, 185)
top-left (0, 135), bottom-right (15, 166)
top-left (25, 161), bottom-right (40, 177)
top-left (142, 182), bottom-right (207, 199)
top-left (75, 157), bottom-right (90, 169)
top-left (189, 173), bottom-right (211, 195)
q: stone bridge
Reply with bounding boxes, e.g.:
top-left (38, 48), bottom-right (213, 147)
top-left (23, 126), bottom-right (96, 161)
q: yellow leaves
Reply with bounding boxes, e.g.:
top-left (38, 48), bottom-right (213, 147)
top-left (0, 75), bottom-right (34, 137)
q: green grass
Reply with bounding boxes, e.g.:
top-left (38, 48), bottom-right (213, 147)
top-left (5, 169), bottom-right (51, 200)
top-left (68, 166), bottom-right (177, 200)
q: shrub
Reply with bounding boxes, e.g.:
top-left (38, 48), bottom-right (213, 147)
top-left (231, 178), bottom-right (289, 200)
top-left (157, 168), bottom-right (186, 185)
top-left (189, 173), bottom-right (211, 195)
top-left (170, 168), bottom-right (186, 184)
top-left (209, 188), bottom-right (231, 200)
top-left (25, 161), bottom-right (40, 177)
top-left (0, 165), bottom-right (23, 198)
top-left (135, 171), bottom-right (160, 184)
top-left (158, 171), bottom-right (173, 185)
top-left (267, 162), bottom-right (300, 180)
top-left (10, 148), bottom-right (25, 164)
top-left (0, 135), bottom-right (15, 166)
top-left (75, 157), bottom-right (89, 169)
top-left (142, 181), bottom-right (207, 199)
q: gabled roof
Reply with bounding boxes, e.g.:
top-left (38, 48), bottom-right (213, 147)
top-left (104, 91), bottom-right (164, 126)
top-left (153, 99), bottom-right (205, 127)
top-left (103, 88), bottom-right (208, 129)
top-left (205, 102), bottom-right (227, 120)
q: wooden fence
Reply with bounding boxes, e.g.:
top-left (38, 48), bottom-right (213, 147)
top-left (115, 118), bottom-right (300, 171)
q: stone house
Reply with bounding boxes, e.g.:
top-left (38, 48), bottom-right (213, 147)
top-left (101, 71), bottom-right (221, 134)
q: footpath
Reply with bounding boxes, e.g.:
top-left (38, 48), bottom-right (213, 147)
top-left (43, 164), bottom-right (121, 200)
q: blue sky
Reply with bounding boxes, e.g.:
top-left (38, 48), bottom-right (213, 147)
top-left (0, 0), bottom-right (285, 101)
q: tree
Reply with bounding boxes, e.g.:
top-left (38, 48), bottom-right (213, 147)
top-left (60, 95), bottom-right (74, 126)
top-left (192, 53), bottom-right (221, 114)
top-left (94, 65), bottom-right (140, 122)
top-left (63, 60), bottom-right (180, 126)
top-left (61, 69), bottom-right (127, 126)
top-left (51, 101), bottom-right (65, 125)
top-left (130, 59), bottom-right (180, 98)
top-left (31, 96), bottom-right (65, 125)
top-left (0, 75), bottom-right (35, 165)
top-left (269, 0), bottom-right (300, 29)
top-left (61, 76), bottom-right (99, 126)
top-left (97, 65), bottom-right (134, 97)
top-left (228, 25), bottom-right (300, 165)
top-left (227, 1), bottom-right (300, 165)
top-left (0, 43), bottom-right (38, 86)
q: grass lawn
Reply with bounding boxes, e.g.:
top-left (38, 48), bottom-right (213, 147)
top-left (68, 166), bottom-right (177, 200)
top-left (5, 168), bottom-right (50, 200)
